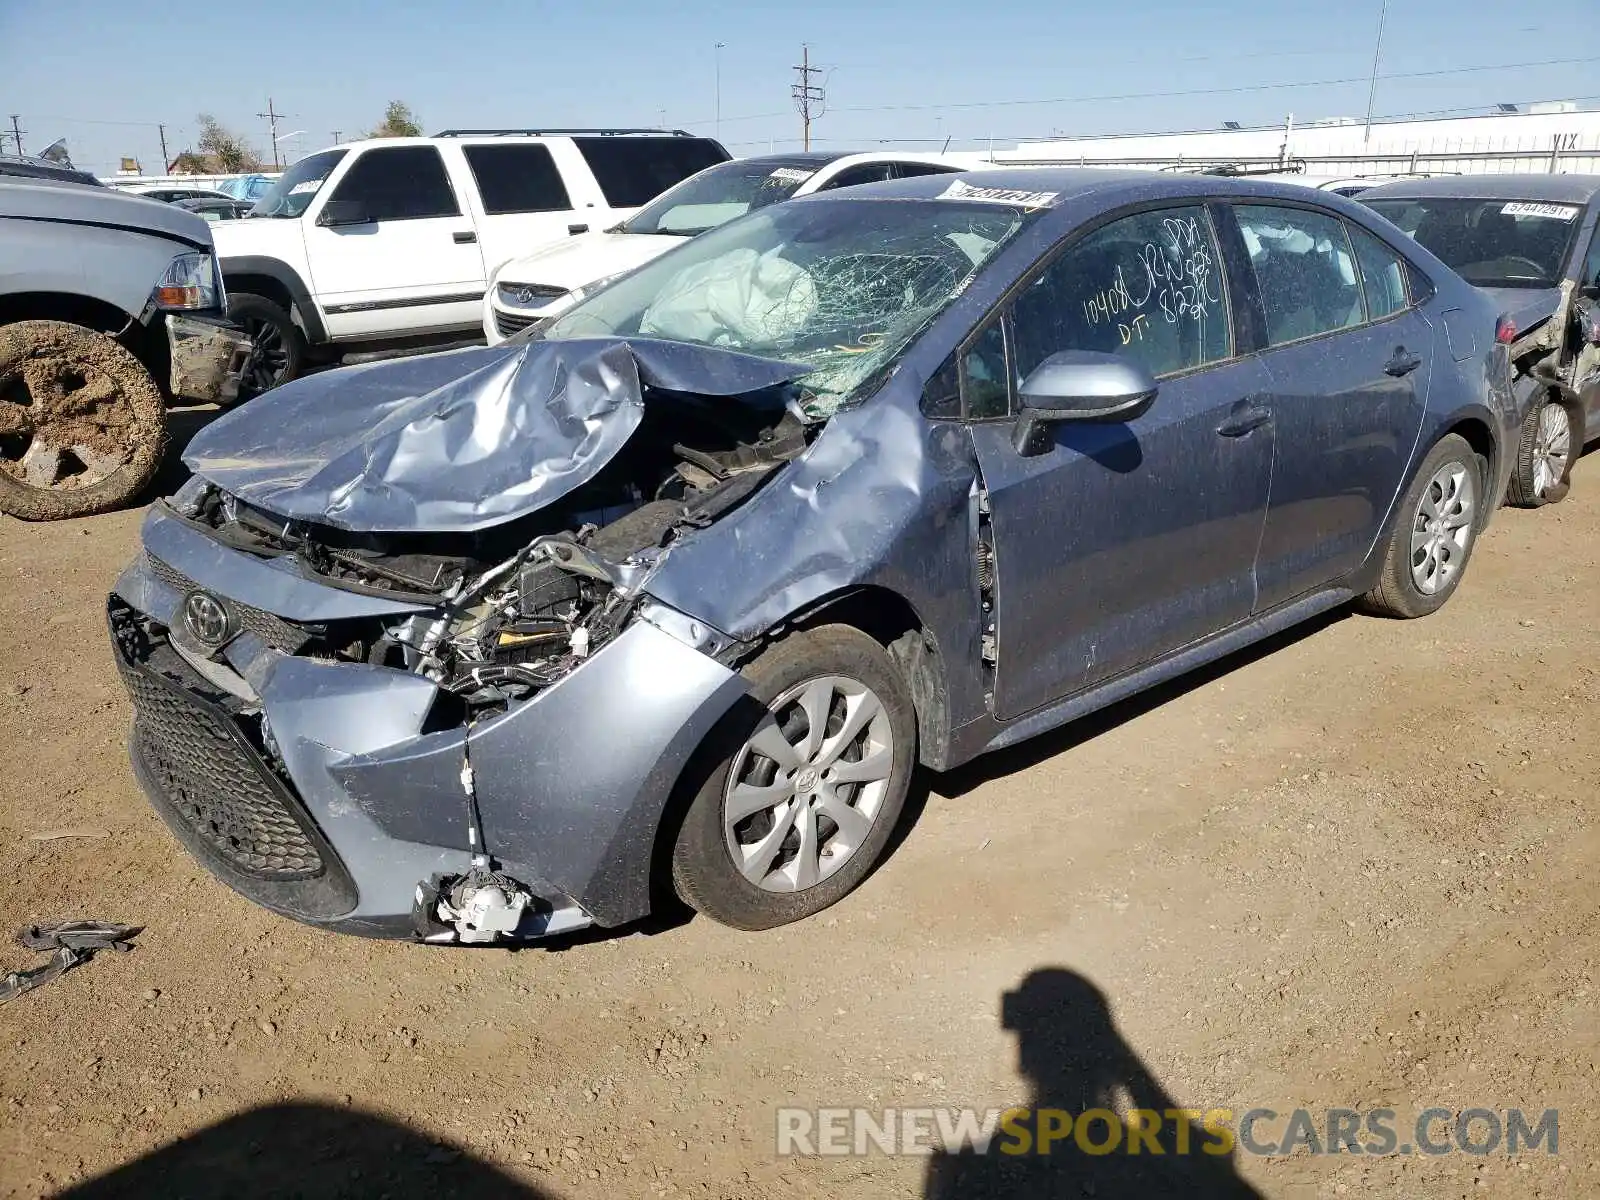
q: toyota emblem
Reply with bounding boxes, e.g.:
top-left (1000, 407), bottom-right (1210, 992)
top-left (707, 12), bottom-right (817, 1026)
top-left (182, 590), bottom-right (235, 647)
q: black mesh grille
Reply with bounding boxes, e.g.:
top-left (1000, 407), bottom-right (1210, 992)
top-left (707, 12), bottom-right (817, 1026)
top-left (145, 553), bottom-right (314, 653)
top-left (495, 309), bottom-right (539, 339)
top-left (114, 631), bottom-right (323, 879)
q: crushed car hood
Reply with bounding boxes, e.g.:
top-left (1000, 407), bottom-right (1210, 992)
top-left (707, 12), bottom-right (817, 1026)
top-left (182, 337), bottom-right (811, 533)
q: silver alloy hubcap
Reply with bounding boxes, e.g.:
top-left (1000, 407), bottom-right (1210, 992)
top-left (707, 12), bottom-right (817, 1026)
top-left (723, 674), bottom-right (895, 893)
top-left (1411, 461), bottom-right (1476, 595)
top-left (1531, 403), bottom-right (1572, 497)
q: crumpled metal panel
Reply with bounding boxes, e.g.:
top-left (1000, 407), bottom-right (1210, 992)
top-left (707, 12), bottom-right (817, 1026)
top-left (182, 336), bottom-right (811, 533)
top-left (140, 507), bottom-right (428, 621)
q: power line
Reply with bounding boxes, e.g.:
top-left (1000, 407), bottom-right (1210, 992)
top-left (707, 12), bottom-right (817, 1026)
top-left (686, 55), bottom-right (1598, 133)
top-left (720, 91), bottom-right (1600, 154)
top-left (792, 44), bottom-right (826, 151)
top-left (826, 54), bottom-right (1600, 116)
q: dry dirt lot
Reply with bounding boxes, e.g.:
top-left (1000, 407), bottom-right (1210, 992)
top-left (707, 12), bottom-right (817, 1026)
top-left (1, 452), bottom-right (1597, 1199)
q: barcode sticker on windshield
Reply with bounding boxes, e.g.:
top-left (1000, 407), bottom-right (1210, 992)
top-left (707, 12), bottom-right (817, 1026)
top-left (1501, 202), bottom-right (1580, 221)
top-left (769, 167), bottom-right (814, 183)
top-left (288, 180), bottom-right (321, 195)
top-left (938, 178), bottom-right (1059, 208)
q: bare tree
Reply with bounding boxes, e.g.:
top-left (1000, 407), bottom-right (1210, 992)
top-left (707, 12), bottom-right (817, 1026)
top-left (196, 114), bottom-right (262, 173)
top-left (169, 150), bottom-right (209, 175)
top-left (368, 101), bottom-right (423, 139)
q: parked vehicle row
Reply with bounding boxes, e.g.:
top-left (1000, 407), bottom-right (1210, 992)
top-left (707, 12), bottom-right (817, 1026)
top-left (107, 169), bottom-right (1520, 945)
top-left (484, 150), bottom-right (977, 342)
top-left (208, 129), bottom-right (731, 395)
top-left (1361, 174), bottom-right (1600, 507)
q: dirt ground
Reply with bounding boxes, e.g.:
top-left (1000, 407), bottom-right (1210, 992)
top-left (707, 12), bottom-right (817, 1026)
top-left (1, 451), bottom-right (1596, 1199)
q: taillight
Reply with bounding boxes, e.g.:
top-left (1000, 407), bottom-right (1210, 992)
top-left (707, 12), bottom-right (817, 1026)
top-left (1494, 315), bottom-right (1517, 345)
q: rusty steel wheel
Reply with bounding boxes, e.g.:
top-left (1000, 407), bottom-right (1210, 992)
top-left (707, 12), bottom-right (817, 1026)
top-left (0, 320), bottom-right (167, 520)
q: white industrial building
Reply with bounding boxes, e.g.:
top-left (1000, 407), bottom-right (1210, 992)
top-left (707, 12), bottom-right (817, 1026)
top-left (993, 102), bottom-right (1600, 177)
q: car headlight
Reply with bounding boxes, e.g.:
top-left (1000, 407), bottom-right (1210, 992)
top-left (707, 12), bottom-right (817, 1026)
top-left (153, 252), bottom-right (223, 310)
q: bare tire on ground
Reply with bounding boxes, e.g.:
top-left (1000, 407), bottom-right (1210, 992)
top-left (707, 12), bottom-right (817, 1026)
top-left (228, 293), bottom-right (305, 400)
top-left (0, 320), bottom-right (167, 521)
top-left (670, 625), bottom-right (918, 931)
top-left (1359, 432), bottom-right (1483, 619)
top-left (1505, 395), bottom-right (1574, 508)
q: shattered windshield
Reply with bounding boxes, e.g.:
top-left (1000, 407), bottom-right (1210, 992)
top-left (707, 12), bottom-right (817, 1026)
top-left (545, 198), bottom-right (1029, 417)
top-left (248, 149), bottom-right (347, 219)
top-left (1365, 196), bottom-right (1583, 288)
top-left (618, 159), bottom-right (826, 237)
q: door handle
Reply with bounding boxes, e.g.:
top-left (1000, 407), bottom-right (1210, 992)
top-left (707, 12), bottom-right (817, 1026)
top-left (567, 223), bottom-right (590, 235)
top-left (1217, 404), bottom-right (1272, 438)
top-left (452, 230), bottom-right (477, 244)
top-left (1384, 347), bottom-right (1423, 377)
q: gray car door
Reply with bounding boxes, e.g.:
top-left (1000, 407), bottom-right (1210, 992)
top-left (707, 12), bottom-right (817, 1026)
top-left (1226, 204), bottom-right (1432, 610)
top-left (964, 205), bottom-right (1275, 722)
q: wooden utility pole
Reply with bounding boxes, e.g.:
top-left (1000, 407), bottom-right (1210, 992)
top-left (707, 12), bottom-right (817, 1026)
top-left (791, 45), bottom-right (825, 151)
top-left (157, 124), bottom-right (169, 171)
top-left (257, 97), bottom-right (283, 169)
top-left (7, 115), bottom-right (23, 157)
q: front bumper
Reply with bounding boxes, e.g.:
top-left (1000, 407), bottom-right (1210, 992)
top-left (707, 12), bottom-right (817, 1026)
top-left (166, 313), bottom-right (252, 404)
top-left (108, 506), bottom-right (746, 940)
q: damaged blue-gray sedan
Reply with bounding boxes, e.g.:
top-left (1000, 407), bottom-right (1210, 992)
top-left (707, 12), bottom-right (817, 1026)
top-left (109, 170), bottom-right (1518, 944)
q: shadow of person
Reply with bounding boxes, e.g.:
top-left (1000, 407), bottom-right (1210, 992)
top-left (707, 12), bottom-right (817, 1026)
top-left (60, 1101), bottom-right (552, 1199)
top-left (925, 968), bottom-right (1263, 1199)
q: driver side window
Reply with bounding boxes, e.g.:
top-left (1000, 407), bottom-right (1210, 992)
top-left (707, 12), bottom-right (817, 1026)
top-left (1584, 220), bottom-right (1600, 289)
top-left (1007, 206), bottom-right (1232, 386)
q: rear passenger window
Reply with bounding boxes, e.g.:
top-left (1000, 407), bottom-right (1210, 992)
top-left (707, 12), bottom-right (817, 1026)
top-left (1008, 206), bottom-right (1232, 381)
top-left (1346, 223), bottom-right (1409, 319)
top-left (819, 163), bottom-right (896, 191)
top-left (330, 146), bottom-right (460, 221)
top-left (573, 137), bottom-right (728, 207)
top-left (893, 162), bottom-right (960, 179)
top-left (1235, 205), bottom-right (1364, 346)
top-left (463, 144), bottom-right (571, 215)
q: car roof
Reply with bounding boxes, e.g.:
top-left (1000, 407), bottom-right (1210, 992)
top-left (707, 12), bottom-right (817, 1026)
top-left (790, 166), bottom-right (1391, 209)
top-left (1360, 174), bottom-right (1600, 204)
top-left (321, 132), bottom-right (723, 154)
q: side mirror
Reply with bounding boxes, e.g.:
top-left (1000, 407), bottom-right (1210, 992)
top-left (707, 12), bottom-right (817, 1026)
top-left (1012, 351), bottom-right (1158, 457)
top-left (317, 199), bottom-right (372, 228)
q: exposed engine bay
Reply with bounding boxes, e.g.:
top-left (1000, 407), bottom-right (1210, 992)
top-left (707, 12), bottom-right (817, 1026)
top-left (172, 384), bottom-right (808, 716)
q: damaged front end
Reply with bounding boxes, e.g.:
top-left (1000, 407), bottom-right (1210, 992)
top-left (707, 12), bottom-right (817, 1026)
top-left (109, 337), bottom-right (814, 943)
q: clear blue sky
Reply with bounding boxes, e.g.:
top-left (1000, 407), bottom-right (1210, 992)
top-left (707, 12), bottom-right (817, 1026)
top-left (2, 0), bottom-right (1594, 175)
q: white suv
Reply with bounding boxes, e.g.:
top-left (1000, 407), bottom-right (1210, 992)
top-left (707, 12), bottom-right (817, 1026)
top-left (484, 151), bottom-right (979, 343)
top-left (210, 129), bottom-right (728, 393)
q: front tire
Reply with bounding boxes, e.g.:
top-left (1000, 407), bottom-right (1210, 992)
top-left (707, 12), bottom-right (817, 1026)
top-left (670, 625), bottom-right (917, 931)
top-left (0, 320), bottom-right (167, 520)
top-left (1359, 432), bottom-right (1482, 619)
top-left (228, 292), bottom-right (305, 399)
top-left (1505, 395), bottom-right (1574, 508)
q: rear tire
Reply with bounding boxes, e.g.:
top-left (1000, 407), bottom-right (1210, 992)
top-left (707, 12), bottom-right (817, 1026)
top-left (1358, 433), bottom-right (1482, 619)
top-left (670, 625), bottom-right (917, 931)
top-left (0, 320), bottom-right (166, 520)
top-left (1505, 395), bottom-right (1573, 508)
top-left (228, 292), bottom-right (304, 399)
